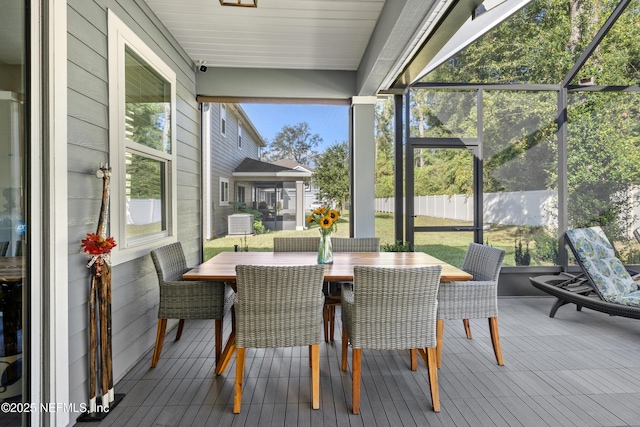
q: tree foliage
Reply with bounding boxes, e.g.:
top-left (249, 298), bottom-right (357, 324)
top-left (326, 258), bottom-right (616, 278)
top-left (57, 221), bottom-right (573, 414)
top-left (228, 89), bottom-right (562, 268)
top-left (374, 98), bottom-right (396, 198)
top-left (261, 122), bottom-right (321, 165)
top-left (312, 142), bottom-right (350, 210)
top-left (126, 101), bottom-right (169, 199)
top-left (374, 0), bottom-right (640, 243)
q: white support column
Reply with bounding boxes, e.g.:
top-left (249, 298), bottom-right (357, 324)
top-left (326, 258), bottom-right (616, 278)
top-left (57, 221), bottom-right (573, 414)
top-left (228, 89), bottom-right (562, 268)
top-left (350, 96), bottom-right (377, 237)
top-left (295, 180), bottom-right (305, 230)
top-left (44, 0), bottom-right (70, 425)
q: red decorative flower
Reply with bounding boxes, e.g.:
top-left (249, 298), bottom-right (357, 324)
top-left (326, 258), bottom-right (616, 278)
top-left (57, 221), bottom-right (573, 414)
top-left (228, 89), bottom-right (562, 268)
top-left (81, 233), bottom-right (117, 255)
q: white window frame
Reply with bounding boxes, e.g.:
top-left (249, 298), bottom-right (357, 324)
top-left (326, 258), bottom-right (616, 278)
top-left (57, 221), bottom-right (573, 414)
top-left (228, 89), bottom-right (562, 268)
top-left (238, 122), bottom-right (243, 149)
top-left (220, 177), bottom-right (230, 206)
top-left (108, 10), bottom-right (178, 265)
top-left (220, 104), bottom-right (227, 136)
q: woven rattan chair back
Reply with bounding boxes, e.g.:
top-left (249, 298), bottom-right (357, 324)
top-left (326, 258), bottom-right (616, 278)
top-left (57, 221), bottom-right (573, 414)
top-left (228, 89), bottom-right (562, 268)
top-left (234, 264), bottom-right (325, 348)
top-left (462, 242), bottom-right (505, 282)
top-left (345, 266), bottom-right (441, 349)
top-left (151, 242), bottom-right (188, 282)
top-left (332, 237), bottom-right (380, 252)
top-left (273, 237), bottom-right (321, 252)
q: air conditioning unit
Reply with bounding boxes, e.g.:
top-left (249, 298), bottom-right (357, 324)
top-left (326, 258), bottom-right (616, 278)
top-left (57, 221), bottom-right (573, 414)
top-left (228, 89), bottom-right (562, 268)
top-left (228, 213), bottom-right (254, 235)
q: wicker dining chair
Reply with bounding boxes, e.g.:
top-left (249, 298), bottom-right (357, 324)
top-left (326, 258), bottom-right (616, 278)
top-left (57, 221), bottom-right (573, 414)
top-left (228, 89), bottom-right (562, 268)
top-left (436, 242), bottom-right (506, 368)
top-left (324, 237), bottom-right (380, 342)
top-left (341, 265), bottom-right (442, 414)
top-left (150, 242), bottom-right (234, 369)
top-left (233, 264), bottom-right (325, 413)
top-left (273, 236), bottom-right (321, 252)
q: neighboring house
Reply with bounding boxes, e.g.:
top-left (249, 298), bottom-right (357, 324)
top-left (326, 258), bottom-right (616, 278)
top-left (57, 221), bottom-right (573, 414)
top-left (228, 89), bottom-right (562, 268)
top-left (232, 158), bottom-right (311, 231)
top-left (203, 106), bottom-right (314, 237)
top-left (202, 103), bottom-right (267, 239)
top-left (270, 159), bottom-right (320, 210)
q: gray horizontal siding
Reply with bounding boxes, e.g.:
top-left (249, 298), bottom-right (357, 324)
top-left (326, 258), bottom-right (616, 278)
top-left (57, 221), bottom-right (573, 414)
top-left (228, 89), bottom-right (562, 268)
top-left (207, 103), bottom-right (262, 237)
top-left (66, 0), bottom-right (201, 424)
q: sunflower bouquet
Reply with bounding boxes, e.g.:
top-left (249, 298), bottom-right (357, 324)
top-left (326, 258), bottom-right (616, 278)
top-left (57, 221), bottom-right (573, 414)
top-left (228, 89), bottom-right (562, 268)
top-left (306, 206), bottom-right (341, 231)
top-left (306, 206), bottom-right (340, 264)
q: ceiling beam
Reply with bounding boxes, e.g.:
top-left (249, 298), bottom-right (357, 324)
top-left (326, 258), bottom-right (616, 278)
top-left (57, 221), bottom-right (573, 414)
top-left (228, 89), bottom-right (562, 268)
top-left (389, 0), bottom-right (483, 90)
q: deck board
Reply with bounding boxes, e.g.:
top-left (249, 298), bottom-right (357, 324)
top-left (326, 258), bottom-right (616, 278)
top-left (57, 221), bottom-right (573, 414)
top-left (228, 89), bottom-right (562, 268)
top-left (76, 297), bottom-right (640, 426)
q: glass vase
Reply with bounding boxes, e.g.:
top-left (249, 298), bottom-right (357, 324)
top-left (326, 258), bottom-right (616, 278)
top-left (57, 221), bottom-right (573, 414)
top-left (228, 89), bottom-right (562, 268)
top-left (317, 228), bottom-right (333, 264)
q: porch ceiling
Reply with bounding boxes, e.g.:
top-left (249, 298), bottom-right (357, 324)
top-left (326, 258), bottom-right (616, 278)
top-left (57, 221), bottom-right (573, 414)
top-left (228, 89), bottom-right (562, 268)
top-left (142, 0), bottom-right (484, 94)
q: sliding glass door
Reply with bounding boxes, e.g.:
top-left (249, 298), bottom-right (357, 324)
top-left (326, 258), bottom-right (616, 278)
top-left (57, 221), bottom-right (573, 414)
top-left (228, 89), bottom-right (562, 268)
top-left (0, 1), bottom-right (28, 425)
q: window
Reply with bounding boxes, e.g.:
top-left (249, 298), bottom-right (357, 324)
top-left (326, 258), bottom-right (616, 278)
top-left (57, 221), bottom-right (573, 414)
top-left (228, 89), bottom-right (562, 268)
top-left (108, 10), bottom-right (177, 264)
top-left (238, 122), bottom-right (243, 148)
top-left (220, 178), bottom-right (230, 205)
top-left (237, 186), bottom-right (245, 203)
top-left (220, 104), bottom-right (227, 136)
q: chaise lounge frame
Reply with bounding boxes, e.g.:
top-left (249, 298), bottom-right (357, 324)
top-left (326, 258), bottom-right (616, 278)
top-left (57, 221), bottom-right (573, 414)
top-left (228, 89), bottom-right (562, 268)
top-left (530, 226), bottom-right (640, 320)
top-left (529, 273), bottom-right (640, 319)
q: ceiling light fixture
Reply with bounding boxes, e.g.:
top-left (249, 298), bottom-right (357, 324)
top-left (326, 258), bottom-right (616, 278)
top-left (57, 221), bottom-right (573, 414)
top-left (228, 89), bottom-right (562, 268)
top-left (219, 0), bottom-right (257, 7)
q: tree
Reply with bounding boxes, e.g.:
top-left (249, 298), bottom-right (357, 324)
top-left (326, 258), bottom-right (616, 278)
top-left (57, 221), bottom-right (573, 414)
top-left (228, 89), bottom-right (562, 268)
top-left (313, 142), bottom-right (350, 210)
top-left (261, 122), bottom-right (321, 165)
top-left (374, 98), bottom-right (395, 198)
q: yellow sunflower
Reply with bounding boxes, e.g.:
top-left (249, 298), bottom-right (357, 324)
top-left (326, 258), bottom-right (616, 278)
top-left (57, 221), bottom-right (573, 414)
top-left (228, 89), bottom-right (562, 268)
top-left (328, 209), bottom-right (340, 221)
top-left (313, 206), bottom-right (327, 216)
top-left (320, 216), bottom-right (333, 229)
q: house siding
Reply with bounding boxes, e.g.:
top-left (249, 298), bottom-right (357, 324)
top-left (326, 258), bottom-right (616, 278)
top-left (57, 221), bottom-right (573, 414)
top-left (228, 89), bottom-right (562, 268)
top-left (66, 0), bottom-right (200, 421)
top-left (207, 103), bottom-right (261, 237)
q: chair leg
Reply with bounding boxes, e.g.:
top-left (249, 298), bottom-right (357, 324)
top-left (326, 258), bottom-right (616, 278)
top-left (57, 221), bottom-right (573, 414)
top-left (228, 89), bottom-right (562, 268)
top-left (233, 347), bottom-right (246, 413)
top-left (215, 318), bottom-right (223, 367)
top-left (323, 306), bottom-right (330, 343)
top-left (176, 319), bottom-right (185, 340)
top-left (352, 348), bottom-right (361, 414)
top-left (410, 349), bottom-right (417, 371)
top-left (310, 343), bottom-right (320, 409)
top-left (436, 319), bottom-right (444, 368)
top-left (462, 319), bottom-right (472, 339)
top-left (329, 305), bottom-right (336, 341)
top-left (150, 319), bottom-right (167, 368)
top-left (425, 347), bottom-right (440, 412)
top-left (488, 317), bottom-right (504, 366)
top-left (341, 326), bottom-right (348, 371)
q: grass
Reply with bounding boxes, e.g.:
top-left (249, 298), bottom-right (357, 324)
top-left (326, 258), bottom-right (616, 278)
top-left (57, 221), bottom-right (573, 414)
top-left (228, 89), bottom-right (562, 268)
top-left (203, 211), bottom-right (553, 267)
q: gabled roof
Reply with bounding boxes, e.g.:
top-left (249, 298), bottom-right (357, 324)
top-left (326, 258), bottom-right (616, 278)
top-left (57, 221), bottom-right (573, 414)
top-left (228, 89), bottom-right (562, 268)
top-left (270, 159), bottom-right (314, 173)
top-left (233, 158), bottom-right (312, 181)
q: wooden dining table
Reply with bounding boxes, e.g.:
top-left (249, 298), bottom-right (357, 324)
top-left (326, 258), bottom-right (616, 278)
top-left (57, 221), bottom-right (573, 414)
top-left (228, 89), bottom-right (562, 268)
top-left (183, 251), bottom-right (472, 374)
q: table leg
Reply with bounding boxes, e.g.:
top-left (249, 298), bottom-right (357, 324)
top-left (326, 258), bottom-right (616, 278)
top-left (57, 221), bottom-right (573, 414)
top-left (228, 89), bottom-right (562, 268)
top-left (215, 331), bottom-right (236, 375)
top-left (215, 308), bottom-right (237, 375)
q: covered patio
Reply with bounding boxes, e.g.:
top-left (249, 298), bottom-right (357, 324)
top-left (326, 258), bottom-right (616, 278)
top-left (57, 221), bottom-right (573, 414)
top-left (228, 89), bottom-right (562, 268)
top-left (76, 298), bottom-right (640, 426)
top-left (8, 0), bottom-right (640, 425)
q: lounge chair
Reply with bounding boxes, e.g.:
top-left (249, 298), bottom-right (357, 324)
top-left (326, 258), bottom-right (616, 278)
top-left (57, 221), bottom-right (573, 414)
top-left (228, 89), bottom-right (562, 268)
top-left (530, 226), bottom-right (640, 319)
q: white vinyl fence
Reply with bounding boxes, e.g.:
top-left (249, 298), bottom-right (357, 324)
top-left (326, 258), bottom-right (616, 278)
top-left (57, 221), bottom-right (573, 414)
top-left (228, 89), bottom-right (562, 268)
top-left (127, 199), bottom-right (162, 225)
top-left (375, 190), bottom-right (558, 227)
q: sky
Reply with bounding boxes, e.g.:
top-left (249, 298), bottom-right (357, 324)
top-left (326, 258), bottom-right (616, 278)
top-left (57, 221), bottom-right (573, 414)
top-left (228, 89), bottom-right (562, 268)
top-left (240, 103), bottom-right (349, 152)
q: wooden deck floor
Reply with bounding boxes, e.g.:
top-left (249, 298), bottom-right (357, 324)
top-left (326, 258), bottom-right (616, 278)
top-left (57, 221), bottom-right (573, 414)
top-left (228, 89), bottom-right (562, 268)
top-left (76, 297), bottom-right (640, 427)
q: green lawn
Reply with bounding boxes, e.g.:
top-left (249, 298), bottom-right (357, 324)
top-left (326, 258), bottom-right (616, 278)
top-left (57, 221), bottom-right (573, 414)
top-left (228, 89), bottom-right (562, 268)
top-left (204, 211), bottom-right (543, 267)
